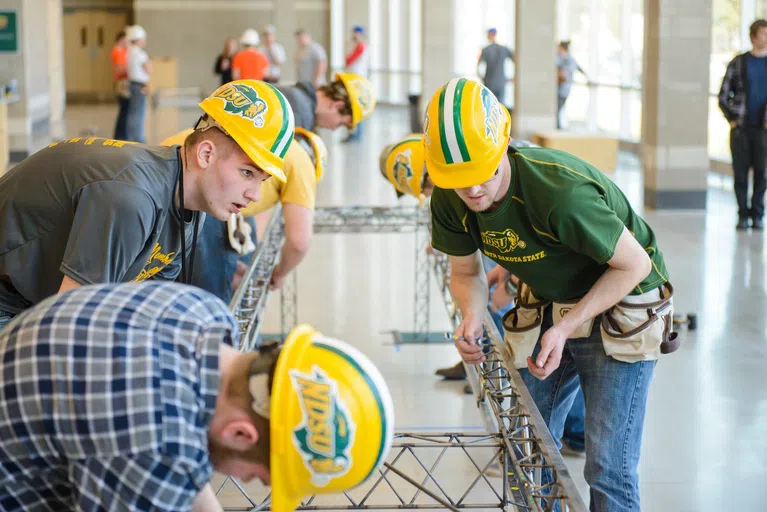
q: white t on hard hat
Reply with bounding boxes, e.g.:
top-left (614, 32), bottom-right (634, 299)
top-left (240, 28), bottom-right (260, 47)
top-left (127, 25), bottom-right (147, 42)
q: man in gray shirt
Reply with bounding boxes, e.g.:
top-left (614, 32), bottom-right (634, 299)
top-left (0, 79), bottom-right (296, 329)
top-left (478, 28), bottom-right (514, 106)
top-left (295, 29), bottom-right (328, 87)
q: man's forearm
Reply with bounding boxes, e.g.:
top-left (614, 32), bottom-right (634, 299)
top-left (450, 270), bottom-right (489, 325)
top-left (274, 242), bottom-right (308, 279)
top-left (192, 484), bottom-right (223, 512)
top-left (558, 265), bottom-right (649, 336)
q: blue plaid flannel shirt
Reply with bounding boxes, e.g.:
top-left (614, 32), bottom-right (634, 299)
top-left (0, 282), bottom-right (237, 511)
top-left (718, 51), bottom-right (767, 126)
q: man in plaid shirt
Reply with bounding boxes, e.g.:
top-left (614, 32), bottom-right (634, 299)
top-left (0, 281), bottom-right (272, 511)
top-left (718, 19), bottom-right (767, 231)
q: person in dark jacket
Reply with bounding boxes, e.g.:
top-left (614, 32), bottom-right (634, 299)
top-left (214, 37), bottom-right (238, 86)
top-left (718, 19), bottom-right (767, 230)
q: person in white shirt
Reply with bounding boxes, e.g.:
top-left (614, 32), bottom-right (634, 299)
top-left (260, 25), bottom-right (286, 83)
top-left (126, 25), bottom-right (151, 143)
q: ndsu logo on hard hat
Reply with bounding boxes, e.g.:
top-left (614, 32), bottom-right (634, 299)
top-left (335, 73), bottom-right (376, 128)
top-left (379, 134), bottom-right (426, 201)
top-left (214, 83), bottom-right (269, 127)
top-left (289, 365), bottom-right (355, 484)
top-left (199, 79), bottom-right (295, 183)
top-left (423, 78), bottom-right (510, 189)
top-left (270, 324), bottom-right (395, 512)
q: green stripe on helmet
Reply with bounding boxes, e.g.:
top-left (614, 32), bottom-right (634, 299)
top-left (437, 84), bottom-right (453, 165)
top-left (266, 82), bottom-right (294, 158)
top-left (452, 78), bottom-right (470, 162)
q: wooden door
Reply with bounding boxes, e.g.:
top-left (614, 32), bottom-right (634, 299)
top-left (63, 10), bottom-right (93, 94)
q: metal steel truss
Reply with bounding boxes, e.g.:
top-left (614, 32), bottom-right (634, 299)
top-left (222, 205), bottom-right (586, 511)
top-left (228, 206), bottom-right (285, 352)
top-left (429, 251), bottom-right (588, 512)
top-left (217, 433), bottom-right (517, 511)
top-left (312, 206), bottom-right (430, 233)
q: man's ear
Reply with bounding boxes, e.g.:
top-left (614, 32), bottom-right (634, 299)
top-left (333, 100), bottom-right (346, 112)
top-left (219, 419), bottom-right (260, 452)
top-left (196, 139), bottom-right (215, 169)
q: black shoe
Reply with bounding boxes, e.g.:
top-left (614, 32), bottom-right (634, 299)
top-left (463, 383), bottom-right (473, 394)
top-left (435, 361), bottom-right (467, 380)
top-left (753, 218), bottom-right (764, 230)
top-left (736, 218), bottom-right (750, 230)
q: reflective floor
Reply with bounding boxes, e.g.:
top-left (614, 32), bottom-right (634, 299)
top-left (61, 103), bottom-right (767, 511)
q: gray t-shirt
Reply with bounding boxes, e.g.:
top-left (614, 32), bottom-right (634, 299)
top-left (296, 42), bottom-right (327, 84)
top-left (479, 43), bottom-right (514, 94)
top-left (0, 138), bottom-right (204, 313)
top-left (557, 54), bottom-right (582, 98)
top-left (259, 43), bottom-right (286, 79)
top-left (276, 81), bottom-right (317, 131)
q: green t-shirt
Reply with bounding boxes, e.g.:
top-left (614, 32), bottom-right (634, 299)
top-left (430, 145), bottom-right (668, 301)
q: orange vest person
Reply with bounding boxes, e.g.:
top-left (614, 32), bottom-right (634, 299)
top-left (233, 29), bottom-right (270, 80)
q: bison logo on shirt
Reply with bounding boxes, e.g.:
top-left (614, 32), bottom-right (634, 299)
top-left (215, 83), bottom-right (268, 127)
top-left (481, 228), bottom-right (527, 253)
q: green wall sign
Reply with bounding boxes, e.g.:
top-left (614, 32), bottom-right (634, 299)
top-left (0, 10), bottom-right (18, 53)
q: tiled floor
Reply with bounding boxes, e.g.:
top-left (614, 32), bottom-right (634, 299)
top-left (62, 102), bottom-right (767, 511)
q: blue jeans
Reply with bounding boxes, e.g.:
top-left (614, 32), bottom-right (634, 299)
top-left (114, 94), bottom-right (130, 140)
top-left (519, 306), bottom-right (655, 512)
top-left (0, 309), bottom-right (16, 331)
top-left (563, 386), bottom-right (586, 451)
top-left (126, 82), bottom-right (147, 143)
top-left (481, 255), bottom-right (512, 334)
top-left (346, 119), bottom-right (364, 141)
top-left (190, 217), bottom-right (257, 306)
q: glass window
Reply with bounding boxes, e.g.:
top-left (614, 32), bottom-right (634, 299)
top-left (710, 0), bottom-right (742, 160)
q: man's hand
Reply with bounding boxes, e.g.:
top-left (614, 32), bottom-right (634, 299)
top-left (453, 313), bottom-right (485, 364)
top-left (269, 266), bottom-right (287, 290)
top-left (731, 120), bottom-right (739, 128)
top-left (526, 324), bottom-right (568, 380)
top-left (485, 264), bottom-right (509, 289)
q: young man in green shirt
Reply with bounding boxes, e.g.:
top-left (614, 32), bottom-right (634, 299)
top-left (424, 78), bottom-right (674, 512)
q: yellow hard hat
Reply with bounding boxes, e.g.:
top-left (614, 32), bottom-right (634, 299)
top-left (270, 324), bottom-right (395, 512)
top-left (294, 127), bottom-right (328, 182)
top-left (379, 133), bottom-right (426, 200)
top-left (335, 73), bottom-right (375, 128)
top-left (198, 80), bottom-right (295, 183)
top-left (423, 78), bottom-right (510, 189)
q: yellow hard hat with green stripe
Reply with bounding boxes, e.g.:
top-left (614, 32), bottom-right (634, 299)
top-left (294, 127), bottom-right (328, 182)
top-left (198, 79), bottom-right (295, 183)
top-left (423, 78), bottom-right (510, 189)
top-left (379, 133), bottom-right (426, 199)
top-left (270, 324), bottom-right (395, 512)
